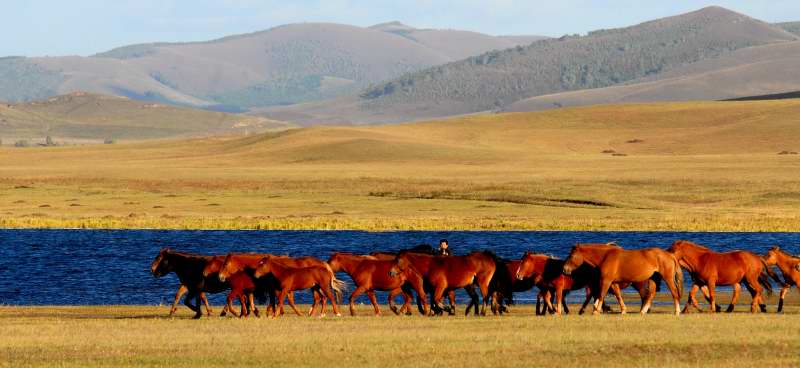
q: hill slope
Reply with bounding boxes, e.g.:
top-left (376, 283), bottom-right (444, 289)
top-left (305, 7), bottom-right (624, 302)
top-left (0, 23), bottom-right (542, 111)
top-left (505, 41), bottom-right (800, 112)
top-left (264, 6), bottom-right (797, 125)
top-left (0, 92), bottom-right (291, 142)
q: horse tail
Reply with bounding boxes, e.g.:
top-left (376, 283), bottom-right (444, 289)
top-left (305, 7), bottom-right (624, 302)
top-left (330, 274), bottom-right (347, 304)
top-left (671, 255), bottom-right (683, 299)
top-left (758, 258), bottom-right (775, 296)
top-left (761, 256), bottom-right (787, 287)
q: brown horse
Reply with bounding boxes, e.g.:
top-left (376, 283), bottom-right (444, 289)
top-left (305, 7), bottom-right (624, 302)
top-left (150, 248), bottom-right (228, 319)
top-left (763, 246), bottom-right (800, 312)
top-left (215, 253), bottom-right (323, 316)
top-left (390, 251), bottom-right (497, 316)
top-left (563, 243), bottom-right (683, 315)
top-left (202, 256), bottom-right (261, 317)
top-left (516, 251), bottom-right (654, 315)
top-left (669, 240), bottom-right (773, 313)
top-left (328, 252), bottom-right (429, 316)
top-left (254, 255), bottom-right (345, 318)
top-left (371, 250), bottom-right (460, 315)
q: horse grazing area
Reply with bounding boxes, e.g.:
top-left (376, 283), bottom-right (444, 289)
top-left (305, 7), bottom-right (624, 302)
top-left (1, 303), bottom-right (799, 368)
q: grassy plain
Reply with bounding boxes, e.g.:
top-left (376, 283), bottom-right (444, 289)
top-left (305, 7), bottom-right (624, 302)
top-left (2, 299), bottom-right (799, 368)
top-left (1, 100), bottom-right (800, 231)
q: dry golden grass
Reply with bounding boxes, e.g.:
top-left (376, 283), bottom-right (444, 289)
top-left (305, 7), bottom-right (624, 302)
top-left (1, 100), bottom-right (800, 230)
top-left (2, 299), bottom-right (799, 368)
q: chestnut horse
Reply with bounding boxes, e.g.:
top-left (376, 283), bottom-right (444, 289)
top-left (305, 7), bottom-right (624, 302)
top-left (764, 246), bottom-right (800, 312)
top-left (371, 250), bottom-right (460, 315)
top-left (328, 252), bottom-right (429, 316)
top-left (150, 248), bottom-right (226, 318)
top-left (516, 251), bottom-right (654, 315)
top-left (669, 240), bottom-right (773, 313)
top-left (254, 255), bottom-right (345, 318)
top-left (215, 253), bottom-right (330, 316)
top-left (202, 256), bottom-right (262, 317)
top-left (563, 244), bottom-right (683, 315)
top-left (390, 251), bottom-right (497, 316)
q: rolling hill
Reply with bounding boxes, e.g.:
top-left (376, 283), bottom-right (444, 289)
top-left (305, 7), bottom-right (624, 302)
top-left (0, 23), bottom-right (543, 111)
top-left (261, 6), bottom-right (799, 125)
top-left (0, 92), bottom-right (291, 142)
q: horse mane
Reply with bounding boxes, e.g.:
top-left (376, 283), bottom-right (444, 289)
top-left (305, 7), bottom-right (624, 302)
top-left (677, 240), bottom-right (711, 251)
top-left (164, 249), bottom-right (209, 262)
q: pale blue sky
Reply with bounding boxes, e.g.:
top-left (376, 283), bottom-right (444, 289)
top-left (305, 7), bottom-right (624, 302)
top-left (2, 0), bottom-right (799, 57)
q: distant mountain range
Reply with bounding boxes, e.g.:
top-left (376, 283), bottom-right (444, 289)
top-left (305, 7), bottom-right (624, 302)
top-left (0, 22), bottom-right (545, 111)
top-left (262, 6), bottom-right (800, 124)
top-left (2, 7), bottom-right (799, 129)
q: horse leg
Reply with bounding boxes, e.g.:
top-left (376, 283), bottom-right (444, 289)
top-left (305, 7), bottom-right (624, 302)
top-left (272, 289), bottom-right (288, 319)
top-left (593, 278), bottom-right (613, 315)
top-left (544, 290), bottom-right (556, 315)
top-left (706, 280), bottom-right (717, 313)
top-left (366, 290), bottom-right (381, 316)
top-left (640, 280), bottom-right (657, 315)
top-left (400, 290), bottom-right (415, 315)
top-left (321, 284), bottom-right (341, 317)
top-left (187, 292), bottom-right (203, 319)
top-left (387, 288), bottom-right (403, 315)
top-left (169, 285), bottom-right (188, 317)
top-left (284, 291), bottom-right (302, 316)
top-left (248, 293), bottom-right (259, 318)
top-left (778, 285), bottom-right (790, 313)
top-left (183, 290), bottom-right (200, 313)
top-left (561, 291), bottom-right (570, 314)
top-left (726, 283), bottom-right (741, 313)
top-left (348, 285), bottom-right (366, 316)
top-left (535, 290), bottom-right (544, 315)
top-left (220, 292), bottom-right (233, 317)
top-left (431, 284), bottom-right (448, 316)
top-left (447, 290), bottom-right (457, 315)
top-left (200, 292), bottom-right (212, 317)
top-left (555, 286), bottom-right (565, 316)
top-left (610, 284), bottom-right (626, 315)
top-left (464, 285), bottom-right (480, 316)
top-left (683, 284), bottom-right (698, 313)
top-left (579, 288), bottom-right (593, 315)
top-left (743, 275), bottom-right (762, 313)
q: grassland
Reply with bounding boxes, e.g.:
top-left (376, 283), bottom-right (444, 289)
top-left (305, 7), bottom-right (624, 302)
top-left (1, 100), bottom-right (800, 231)
top-left (2, 298), bottom-right (799, 368)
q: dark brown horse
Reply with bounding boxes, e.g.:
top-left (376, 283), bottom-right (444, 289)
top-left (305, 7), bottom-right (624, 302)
top-left (254, 255), bottom-right (345, 318)
top-left (390, 251), bottom-right (497, 316)
top-left (328, 252), bottom-right (428, 316)
top-left (669, 240), bottom-right (773, 313)
top-left (486, 258), bottom-right (535, 315)
top-left (563, 243), bottom-right (683, 315)
top-left (516, 251), bottom-right (654, 315)
top-left (764, 246), bottom-right (800, 312)
top-left (215, 253), bottom-right (323, 316)
top-left (150, 248), bottom-right (227, 319)
top-left (202, 256), bottom-right (260, 317)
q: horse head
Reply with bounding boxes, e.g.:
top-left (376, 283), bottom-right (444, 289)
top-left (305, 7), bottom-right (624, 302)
top-left (327, 253), bottom-right (345, 272)
top-left (218, 253), bottom-right (238, 282)
top-left (516, 252), bottom-right (538, 280)
top-left (562, 245), bottom-right (584, 275)
top-left (253, 256), bottom-right (273, 279)
top-left (202, 256), bottom-right (224, 277)
top-left (388, 254), bottom-right (411, 278)
top-left (150, 248), bottom-right (172, 277)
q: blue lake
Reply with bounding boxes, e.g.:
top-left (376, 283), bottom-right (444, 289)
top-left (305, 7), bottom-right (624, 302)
top-left (1, 229), bottom-right (797, 306)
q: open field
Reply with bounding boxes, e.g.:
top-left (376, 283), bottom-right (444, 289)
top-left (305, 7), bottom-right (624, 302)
top-left (2, 299), bottom-right (799, 368)
top-left (1, 100), bottom-right (800, 231)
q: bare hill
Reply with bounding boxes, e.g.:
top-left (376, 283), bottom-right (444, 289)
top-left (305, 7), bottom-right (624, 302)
top-left (265, 6), bottom-right (797, 125)
top-left (0, 92), bottom-right (291, 142)
top-left (0, 23), bottom-right (542, 111)
top-left (505, 41), bottom-right (800, 112)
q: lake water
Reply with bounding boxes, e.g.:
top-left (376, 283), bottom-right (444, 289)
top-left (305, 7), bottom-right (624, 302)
top-left (1, 229), bottom-right (797, 306)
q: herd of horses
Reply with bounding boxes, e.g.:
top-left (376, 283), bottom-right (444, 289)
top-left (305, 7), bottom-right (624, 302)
top-left (149, 241), bottom-right (800, 319)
